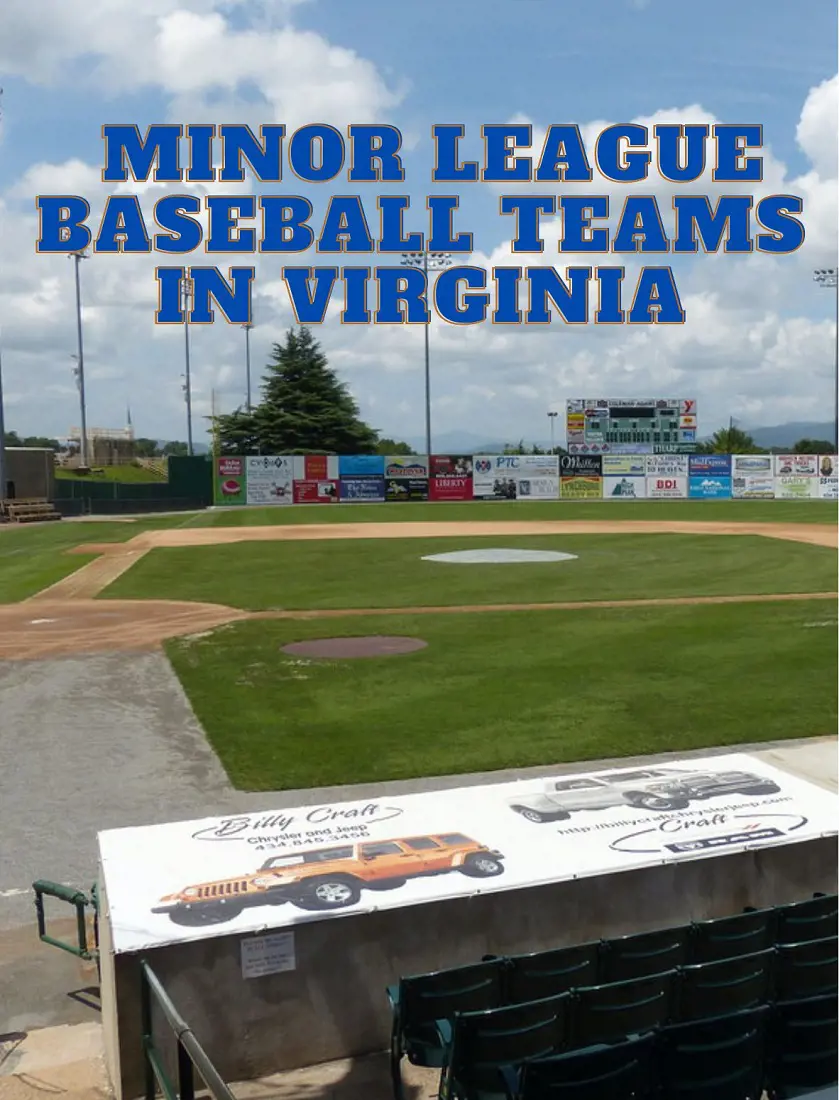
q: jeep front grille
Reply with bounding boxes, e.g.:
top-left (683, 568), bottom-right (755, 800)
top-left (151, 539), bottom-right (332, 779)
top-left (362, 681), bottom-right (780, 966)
top-left (196, 880), bottom-right (249, 899)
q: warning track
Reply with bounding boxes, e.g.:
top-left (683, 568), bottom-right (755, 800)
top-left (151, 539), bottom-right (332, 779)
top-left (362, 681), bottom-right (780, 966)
top-left (0, 519), bottom-right (832, 660)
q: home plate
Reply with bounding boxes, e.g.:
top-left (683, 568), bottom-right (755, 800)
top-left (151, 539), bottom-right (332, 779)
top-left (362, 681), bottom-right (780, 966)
top-left (421, 548), bottom-right (578, 564)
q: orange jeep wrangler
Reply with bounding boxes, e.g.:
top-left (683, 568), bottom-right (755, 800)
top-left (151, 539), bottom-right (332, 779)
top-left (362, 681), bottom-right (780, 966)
top-left (152, 833), bottom-right (505, 926)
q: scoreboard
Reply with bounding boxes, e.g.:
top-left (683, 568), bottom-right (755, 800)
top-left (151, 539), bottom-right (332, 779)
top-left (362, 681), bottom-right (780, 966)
top-left (565, 398), bottom-right (698, 454)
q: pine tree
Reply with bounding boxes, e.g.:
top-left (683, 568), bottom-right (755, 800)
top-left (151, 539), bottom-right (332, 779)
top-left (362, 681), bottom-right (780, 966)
top-left (215, 326), bottom-right (379, 455)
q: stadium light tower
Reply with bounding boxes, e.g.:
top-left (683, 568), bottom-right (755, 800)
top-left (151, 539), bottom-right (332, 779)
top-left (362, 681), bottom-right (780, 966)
top-left (180, 276), bottom-right (194, 455)
top-left (69, 249), bottom-right (90, 467)
top-left (547, 410), bottom-right (558, 453)
top-left (400, 249), bottom-right (453, 456)
top-left (813, 268), bottom-right (838, 449)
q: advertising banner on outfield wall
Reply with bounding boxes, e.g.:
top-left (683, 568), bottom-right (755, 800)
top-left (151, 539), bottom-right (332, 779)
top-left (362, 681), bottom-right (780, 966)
top-left (646, 476), bottom-right (688, 499)
top-left (293, 455), bottom-right (340, 481)
top-left (819, 477), bottom-right (839, 499)
top-left (604, 476), bottom-right (647, 499)
top-left (732, 455), bottom-right (773, 475)
top-left (688, 476), bottom-right (732, 499)
top-left (646, 455), bottom-right (689, 477)
top-left (293, 480), bottom-right (339, 504)
top-left (560, 477), bottom-right (603, 499)
top-left (817, 456), bottom-right (837, 478)
top-left (99, 753), bottom-right (839, 954)
top-left (689, 455), bottom-right (732, 476)
top-left (602, 455), bottom-right (646, 477)
top-left (774, 455), bottom-right (818, 477)
top-left (214, 457), bottom-right (246, 505)
top-left (246, 456), bottom-right (294, 504)
top-left (339, 454), bottom-right (385, 477)
top-left (384, 456), bottom-right (429, 479)
top-left (386, 478), bottom-right (429, 501)
top-left (516, 477), bottom-right (560, 500)
top-left (339, 477), bottom-right (386, 502)
top-left (560, 454), bottom-right (602, 476)
top-left (429, 455), bottom-right (474, 501)
top-left (775, 476), bottom-right (819, 500)
top-left (733, 475), bottom-right (775, 499)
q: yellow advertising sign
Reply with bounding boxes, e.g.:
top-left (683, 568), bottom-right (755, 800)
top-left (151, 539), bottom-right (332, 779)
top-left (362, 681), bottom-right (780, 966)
top-left (560, 476), bottom-right (603, 499)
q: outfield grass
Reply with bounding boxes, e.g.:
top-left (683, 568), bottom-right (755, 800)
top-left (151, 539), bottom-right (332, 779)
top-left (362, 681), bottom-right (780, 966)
top-left (166, 600), bottom-right (838, 790)
top-left (187, 499), bottom-right (839, 527)
top-left (104, 533), bottom-right (837, 610)
top-left (0, 516), bottom-right (191, 603)
top-left (55, 464), bottom-right (167, 483)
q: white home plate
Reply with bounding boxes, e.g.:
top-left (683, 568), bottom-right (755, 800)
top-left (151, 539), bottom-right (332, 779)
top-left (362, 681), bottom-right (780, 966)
top-left (422, 548), bottom-right (578, 564)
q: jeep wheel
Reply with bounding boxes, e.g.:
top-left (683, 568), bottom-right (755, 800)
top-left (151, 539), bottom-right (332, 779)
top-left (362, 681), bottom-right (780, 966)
top-left (293, 878), bottom-right (361, 911)
top-left (741, 783), bottom-right (781, 796)
top-left (460, 855), bottom-right (504, 879)
top-left (624, 791), bottom-right (690, 811)
top-left (168, 902), bottom-right (243, 926)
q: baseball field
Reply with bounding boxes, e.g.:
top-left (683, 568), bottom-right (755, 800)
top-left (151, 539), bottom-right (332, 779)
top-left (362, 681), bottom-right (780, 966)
top-left (1, 499), bottom-right (836, 791)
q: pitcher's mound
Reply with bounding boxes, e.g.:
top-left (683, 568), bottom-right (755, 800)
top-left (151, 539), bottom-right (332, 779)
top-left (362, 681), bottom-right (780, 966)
top-left (422, 548), bottom-right (578, 564)
top-left (282, 636), bottom-right (428, 659)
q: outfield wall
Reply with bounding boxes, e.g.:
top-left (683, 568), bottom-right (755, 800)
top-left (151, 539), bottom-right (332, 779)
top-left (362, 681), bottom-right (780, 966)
top-left (213, 453), bottom-right (839, 506)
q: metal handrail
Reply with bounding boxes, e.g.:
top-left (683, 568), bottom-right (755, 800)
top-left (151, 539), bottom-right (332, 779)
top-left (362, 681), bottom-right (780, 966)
top-left (32, 879), bottom-right (99, 964)
top-left (140, 960), bottom-right (235, 1100)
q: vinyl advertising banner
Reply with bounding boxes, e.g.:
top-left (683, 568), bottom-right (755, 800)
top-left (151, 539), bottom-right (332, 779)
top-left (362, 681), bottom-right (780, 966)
top-left (338, 454), bottom-right (385, 477)
top-left (560, 454), bottom-right (603, 477)
top-left (386, 478), bottom-right (429, 502)
top-left (384, 456), bottom-right (430, 479)
top-left (818, 477), bottom-right (839, 499)
top-left (98, 753), bottom-right (838, 954)
top-left (429, 455), bottom-right (473, 501)
top-left (339, 476), bottom-right (386, 502)
top-left (293, 455), bottom-right (340, 480)
top-left (472, 455), bottom-right (560, 500)
top-left (733, 475), bottom-right (775, 499)
top-left (817, 455), bottom-right (838, 478)
top-left (646, 454), bottom-right (689, 477)
top-left (602, 455), bottom-right (646, 477)
top-left (689, 455), bottom-right (732, 476)
top-left (246, 456), bottom-right (294, 505)
top-left (604, 476), bottom-right (647, 500)
top-left (516, 477), bottom-right (560, 500)
top-left (646, 476), bottom-right (688, 499)
top-left (214, 457), bottom-right (246, 505)
top-left (688, 476), bottom-right (732, 500)
top-left (774, 454), bottom-right (818, 477)
top-left (560, 477), bottom-right (603, 499)
top-left (775, 476), bottom-right (819, 500)
top-left (293, 480), bottom-right (339, 504)
top-left (732, 454), bottom-right (773, 476)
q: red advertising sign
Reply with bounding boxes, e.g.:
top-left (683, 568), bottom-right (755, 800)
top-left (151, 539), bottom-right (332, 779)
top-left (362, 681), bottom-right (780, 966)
top-left (293, 480), bottom-right (338, 504)
top-left (430, 454), bottom-right (474, 478)
top-left (218, 457), bottom-right (243, 476)
top-left (302, 455), bottom-right (329, 480)
top-left (430, 476), bottom-right (473, 501)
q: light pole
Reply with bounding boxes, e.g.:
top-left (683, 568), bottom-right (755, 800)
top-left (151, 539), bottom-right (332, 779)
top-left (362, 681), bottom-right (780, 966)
top-left (400, 249), bottom-right (453, 456)
top-left (241, 322), bottom-right (253, 411)
top-left (0, 332), bottom-right (6, 501)
top-left (813, 268), bottom-right (838, 449)
top-left (547, 410), bottom-right (558, 453)
top-left (69, 249), bottom-right (90, 467)
top-left (180, 276), bottom-right (194, 455)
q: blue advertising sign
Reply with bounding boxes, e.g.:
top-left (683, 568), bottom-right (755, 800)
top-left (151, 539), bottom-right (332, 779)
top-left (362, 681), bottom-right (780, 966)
top-left (689, 454), bottom-right (732, 475)
top-left (339, 476), bottom-right (386, 501)
top-left (688, 476), bottom-right (732, 499)
top-left (338, 454), bottom-right (385, 476)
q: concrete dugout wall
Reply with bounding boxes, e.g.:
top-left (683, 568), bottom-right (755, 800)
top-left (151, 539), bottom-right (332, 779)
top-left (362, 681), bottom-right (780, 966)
top-left (99, 836), bottom-right (838, 1099)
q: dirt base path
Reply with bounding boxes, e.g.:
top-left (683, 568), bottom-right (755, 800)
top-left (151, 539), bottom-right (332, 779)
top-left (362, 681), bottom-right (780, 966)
top-left (5, 519), bottom-right (834, 659)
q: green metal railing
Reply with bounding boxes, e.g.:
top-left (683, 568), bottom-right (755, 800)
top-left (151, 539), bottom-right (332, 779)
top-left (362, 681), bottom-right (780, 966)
top-left (32, 879), bottom-right (99, 966)
top-left (141, 960), bottom-right (235, 1100)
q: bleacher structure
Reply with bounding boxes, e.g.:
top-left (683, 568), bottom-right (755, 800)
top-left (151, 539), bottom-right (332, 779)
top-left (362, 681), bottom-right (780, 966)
top-left (0, 497), bottom-right (61, 523)
top-left (388, 892), bottom-right (838, 1100)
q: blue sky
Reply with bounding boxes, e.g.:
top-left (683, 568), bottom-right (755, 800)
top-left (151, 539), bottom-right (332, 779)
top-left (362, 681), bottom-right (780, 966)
top-left (0, 0), bottom-right (836, 444)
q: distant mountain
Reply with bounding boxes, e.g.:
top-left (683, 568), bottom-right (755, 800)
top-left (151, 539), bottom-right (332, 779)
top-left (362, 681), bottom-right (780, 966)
top-left (740, 422), bottom-right (835, 449)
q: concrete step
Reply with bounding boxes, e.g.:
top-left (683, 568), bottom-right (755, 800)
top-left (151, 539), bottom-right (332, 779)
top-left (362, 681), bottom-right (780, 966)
top-left (0, 1022), bottom-right (110, 1100)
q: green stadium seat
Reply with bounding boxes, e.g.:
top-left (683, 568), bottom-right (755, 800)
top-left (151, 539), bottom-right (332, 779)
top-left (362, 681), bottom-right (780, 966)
top-left (599, 925), bottom-right (692, 984)
top-left (495, 943), bottom-right (601, 1004)
top-left (676, 949), bottom-right (775, 1022)
top-left (767, 995), bottom-right (839, 1099)
top-left (774, 937), bottom-right (838, 1001)
top-left (387, 959), bottom-right (505, 1099)
top-left (774, 895), bottom-right (838, 946)
top-left (690, 909), bottom-right (775, 963)
top-left (512, 1032), bottom-right (656, 1100)
top-left (438, 993), bottom-right (573, 1100)
top-left (571, 970), bottom-right (678, 1047)
top-left (655, 1005), bottom-right (770, 1100)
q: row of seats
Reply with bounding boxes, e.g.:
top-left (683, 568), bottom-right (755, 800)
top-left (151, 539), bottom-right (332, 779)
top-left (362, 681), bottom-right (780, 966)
top-left (387, 893), bottom-right (837, 1099)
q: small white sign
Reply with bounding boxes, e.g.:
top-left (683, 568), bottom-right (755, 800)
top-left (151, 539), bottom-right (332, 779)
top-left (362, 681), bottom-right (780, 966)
top-left (241, 932), bottom-right (296, 979)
